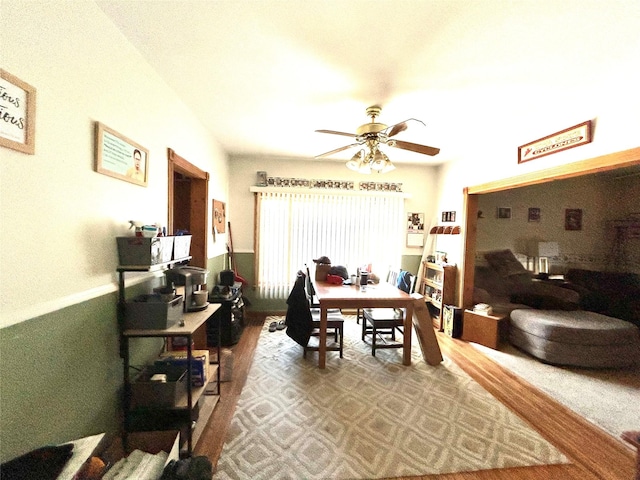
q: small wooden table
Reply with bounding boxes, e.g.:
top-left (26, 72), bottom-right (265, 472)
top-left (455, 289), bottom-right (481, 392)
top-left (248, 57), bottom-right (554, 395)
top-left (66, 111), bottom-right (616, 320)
top-left (314, 282), bottom-right (414, 369)
top-left (461, 309), bottom-right (508, 349)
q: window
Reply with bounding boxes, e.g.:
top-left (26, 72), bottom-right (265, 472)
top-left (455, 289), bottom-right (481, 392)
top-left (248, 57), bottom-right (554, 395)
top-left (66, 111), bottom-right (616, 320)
top-left (255, 190), bottom-right (405, 297)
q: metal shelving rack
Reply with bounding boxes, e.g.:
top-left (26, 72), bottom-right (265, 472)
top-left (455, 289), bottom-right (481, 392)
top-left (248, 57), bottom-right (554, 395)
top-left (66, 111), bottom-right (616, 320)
top-left (117, 257), bottom-right (221, 456)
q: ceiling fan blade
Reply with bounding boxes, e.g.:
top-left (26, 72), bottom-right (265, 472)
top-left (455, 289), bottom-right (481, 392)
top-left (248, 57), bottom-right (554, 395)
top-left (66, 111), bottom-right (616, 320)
top-left (386, 122), bottom-right (408, 137)
top-left (315, 143), bottom-right (361, 158)
top-left (315, 129), bottom-right (357, 138)
top-left (392, 139), bottom-right (440, 156)
top-left (385, 118), bottom-right (425, 137)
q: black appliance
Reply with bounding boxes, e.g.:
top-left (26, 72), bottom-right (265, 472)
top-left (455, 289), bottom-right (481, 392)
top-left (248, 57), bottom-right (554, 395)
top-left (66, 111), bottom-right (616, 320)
top-left (207, 284), bottom-right (244, 346)
top-left (219, 269), bottom-right (235, 287)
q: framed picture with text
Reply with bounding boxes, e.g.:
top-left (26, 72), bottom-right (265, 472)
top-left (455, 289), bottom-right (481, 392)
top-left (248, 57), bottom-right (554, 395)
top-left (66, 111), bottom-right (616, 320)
top-left (95, 122), bottom-right (149, 187)
top-left (0, 69), bottom-right (36, 154)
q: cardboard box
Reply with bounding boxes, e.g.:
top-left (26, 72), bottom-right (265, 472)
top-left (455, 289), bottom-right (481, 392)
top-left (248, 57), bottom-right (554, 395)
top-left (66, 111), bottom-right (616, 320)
top-left (131, 365), bottom-right (188, 408)
top-left (117, 236), bottom-right (174, 266)
top-left (124, 295), bottom-right (183, 330)
top-left (156, 350), bottom-right (210, 387)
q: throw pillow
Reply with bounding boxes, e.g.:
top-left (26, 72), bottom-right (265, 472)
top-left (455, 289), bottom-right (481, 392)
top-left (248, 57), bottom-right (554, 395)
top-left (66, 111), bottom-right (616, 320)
top-left (484, 249), bottom-right (528, 277)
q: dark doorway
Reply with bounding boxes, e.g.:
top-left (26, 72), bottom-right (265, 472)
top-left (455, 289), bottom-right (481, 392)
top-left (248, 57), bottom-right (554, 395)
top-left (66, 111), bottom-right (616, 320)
top-left (167, 148), bottom-right (209, 268)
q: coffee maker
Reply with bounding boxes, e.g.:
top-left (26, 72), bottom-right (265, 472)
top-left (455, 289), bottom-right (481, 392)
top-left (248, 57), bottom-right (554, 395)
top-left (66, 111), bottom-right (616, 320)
top-left (165, 266), bottom-right (209, 312)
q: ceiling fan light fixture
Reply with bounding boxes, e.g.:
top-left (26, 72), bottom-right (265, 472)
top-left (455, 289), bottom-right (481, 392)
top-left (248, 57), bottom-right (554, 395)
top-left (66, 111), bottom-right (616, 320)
top-left (344, 144), bottom-right (394, 174)
top-left (371, 148), bottom-right (389, 172)
top-left (357, 162), bottom-right (372, 174)
top-left (370, 148), bottom-right (394, 173)
top-left (320, 105), bottom-right (439, 173)
top-left (346, 150), bottom-right (364, 171)
top-left (380, 161), bottom-right (395, 173)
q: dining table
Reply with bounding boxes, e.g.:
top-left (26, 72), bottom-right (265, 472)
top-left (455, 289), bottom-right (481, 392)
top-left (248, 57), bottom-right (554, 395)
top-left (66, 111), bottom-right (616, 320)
top-left (314, 280), bottom-right (415, 368)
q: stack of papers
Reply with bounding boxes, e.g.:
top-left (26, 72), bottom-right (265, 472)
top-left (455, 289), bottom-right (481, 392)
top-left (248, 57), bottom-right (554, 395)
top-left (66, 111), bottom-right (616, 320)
top-left (102, 449), bottom-right (168, 480)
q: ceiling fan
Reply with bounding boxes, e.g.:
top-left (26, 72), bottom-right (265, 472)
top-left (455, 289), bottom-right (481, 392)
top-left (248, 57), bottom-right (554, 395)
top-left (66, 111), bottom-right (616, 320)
top-left (315, 105), bottom-right (440, 173)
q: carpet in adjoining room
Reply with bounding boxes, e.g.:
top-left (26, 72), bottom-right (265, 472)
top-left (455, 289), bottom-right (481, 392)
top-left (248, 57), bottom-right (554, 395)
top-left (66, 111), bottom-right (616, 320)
top-left (213, 316), bottom-right (569, 479)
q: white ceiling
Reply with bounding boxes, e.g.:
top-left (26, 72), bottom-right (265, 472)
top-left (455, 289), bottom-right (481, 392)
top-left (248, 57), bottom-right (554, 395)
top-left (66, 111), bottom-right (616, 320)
top-left (96, 0), bottom-right (640, 166)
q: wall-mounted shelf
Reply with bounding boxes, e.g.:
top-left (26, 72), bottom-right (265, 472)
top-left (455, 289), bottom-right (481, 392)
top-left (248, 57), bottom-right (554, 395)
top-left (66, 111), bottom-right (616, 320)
top-left (429, 226), bottom-right (461, 235)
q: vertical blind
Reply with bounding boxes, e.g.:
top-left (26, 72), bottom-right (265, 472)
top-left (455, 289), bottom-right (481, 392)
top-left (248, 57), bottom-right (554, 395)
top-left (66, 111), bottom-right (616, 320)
top-left (256, 191), bottom-right (405, 298)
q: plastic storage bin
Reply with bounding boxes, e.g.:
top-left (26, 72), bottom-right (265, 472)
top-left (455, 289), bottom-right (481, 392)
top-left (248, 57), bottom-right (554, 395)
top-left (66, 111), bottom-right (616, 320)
top-left (117, 236), bottom-right (174, 266)
top-left (124, 294), bottom-right (183, 330)
top-left (130, 365), bottom-right (188, 408)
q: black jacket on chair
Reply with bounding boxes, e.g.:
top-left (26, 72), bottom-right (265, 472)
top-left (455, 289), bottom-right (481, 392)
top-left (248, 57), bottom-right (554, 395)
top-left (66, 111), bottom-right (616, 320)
top-left (285, 273), bottom-right (313, 347)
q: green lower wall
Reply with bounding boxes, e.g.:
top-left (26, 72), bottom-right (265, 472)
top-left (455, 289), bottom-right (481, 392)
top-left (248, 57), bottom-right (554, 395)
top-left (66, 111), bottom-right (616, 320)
top-left (0, 253), bottom-right (228, 463)
top-left (0, 294), bottom-right (122, 462)
top-left (0, 252), bottom-right (415, 461)
top-left (234, 253), bottom-right (423, 312)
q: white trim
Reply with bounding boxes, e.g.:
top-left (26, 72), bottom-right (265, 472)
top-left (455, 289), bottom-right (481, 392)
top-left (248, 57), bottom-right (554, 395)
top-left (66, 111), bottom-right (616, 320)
top-left (1, 272), bottom-right (160, 329)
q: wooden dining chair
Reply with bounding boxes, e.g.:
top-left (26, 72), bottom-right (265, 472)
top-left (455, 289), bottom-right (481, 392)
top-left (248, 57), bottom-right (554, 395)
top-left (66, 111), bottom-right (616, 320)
top-left (356, 267), bottom-right (398, 324)
top-left (300, 269), bottom-right (345, 358)
top-left (361, 270), bottom-right (416, 356)
top-left (304, 309), bottom-right (345, 358)
top-left (357, 268), bottom-right (399, 325)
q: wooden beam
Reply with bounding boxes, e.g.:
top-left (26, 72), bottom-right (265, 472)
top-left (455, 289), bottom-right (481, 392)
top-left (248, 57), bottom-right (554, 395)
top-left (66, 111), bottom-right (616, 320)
top-left (467, 146), bottom-right (640, 195)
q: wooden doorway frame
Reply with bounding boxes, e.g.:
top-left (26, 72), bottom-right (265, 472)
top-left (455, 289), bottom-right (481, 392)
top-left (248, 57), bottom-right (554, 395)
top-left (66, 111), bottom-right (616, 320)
top-left (167, 148), bottom-right (209, 268)
top-left (460, 146), bottom-right (640, 309)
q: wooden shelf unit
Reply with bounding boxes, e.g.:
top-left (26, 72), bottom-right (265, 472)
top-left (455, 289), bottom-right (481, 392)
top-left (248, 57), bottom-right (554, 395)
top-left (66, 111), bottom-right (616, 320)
top-left (419, 262), bottom-right (456, 330)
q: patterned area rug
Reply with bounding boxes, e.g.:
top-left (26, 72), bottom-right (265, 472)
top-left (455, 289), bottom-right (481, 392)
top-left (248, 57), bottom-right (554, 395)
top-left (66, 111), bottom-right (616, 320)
top-left (213, 316), bottom-right (568, 479)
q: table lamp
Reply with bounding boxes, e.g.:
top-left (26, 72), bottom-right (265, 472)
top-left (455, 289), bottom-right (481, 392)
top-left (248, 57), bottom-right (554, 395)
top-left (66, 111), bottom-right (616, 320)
top-left (537, 241), bottom-right (559, 274)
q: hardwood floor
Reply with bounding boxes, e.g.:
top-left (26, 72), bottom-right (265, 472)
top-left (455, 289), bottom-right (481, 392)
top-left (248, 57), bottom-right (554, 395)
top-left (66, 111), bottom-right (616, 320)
top-left (195, 313), bottom-right (636, 479)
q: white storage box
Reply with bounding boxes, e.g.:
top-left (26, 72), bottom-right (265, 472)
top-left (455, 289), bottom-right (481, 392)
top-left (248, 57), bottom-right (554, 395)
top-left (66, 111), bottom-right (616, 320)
top-left (124, 294), bottom-right (183, 330)
top-left (172, 235), bottom-right (192, 260)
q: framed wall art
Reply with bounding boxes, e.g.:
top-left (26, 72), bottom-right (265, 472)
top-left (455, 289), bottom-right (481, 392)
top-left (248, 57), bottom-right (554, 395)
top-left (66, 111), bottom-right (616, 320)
top-left (95, 122), bottom-right (149, 187)
top-left (528, 207), bottom-right (541, 222)
top-left (435, 251), bottom-right (447, 264)
top-left (441, 211), bottom-right (456, 222)
top-left (407, 212), bottom-right (425, 247)
top-left (213, 199), bottom-right (226, 234)
top-left (497, 207), bottom-right (512, 219)
top-left (0, 69), bottom-right (36, 154)
top-left (565, 209), bottom-right (583, 231)
top-left (518, 121), bottom-right (592, 164)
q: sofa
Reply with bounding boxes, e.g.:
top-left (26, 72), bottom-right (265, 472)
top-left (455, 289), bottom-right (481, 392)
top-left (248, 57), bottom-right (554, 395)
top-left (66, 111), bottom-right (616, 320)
top-left (564, 268), bottom-right (640, 328)
top-left (473, 249), bottom-right (640, 368)
top-left (473, 249), bottom-right (581, 315)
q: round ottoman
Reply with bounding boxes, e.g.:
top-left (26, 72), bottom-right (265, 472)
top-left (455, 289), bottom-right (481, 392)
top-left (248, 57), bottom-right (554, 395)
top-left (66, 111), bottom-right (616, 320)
top-left (509, 309), bottom-right (640, 368)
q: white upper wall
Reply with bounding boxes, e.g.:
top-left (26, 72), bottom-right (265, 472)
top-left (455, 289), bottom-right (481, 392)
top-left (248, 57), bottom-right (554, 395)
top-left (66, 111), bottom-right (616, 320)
top-left (2, 0), bottom-right (639, 325)
top-left (1, 1), bottom-right (229, 327)
top-left (227, 156), bottom-right (439, 256)
top-left (433, 1), bottom-right (640, 266)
